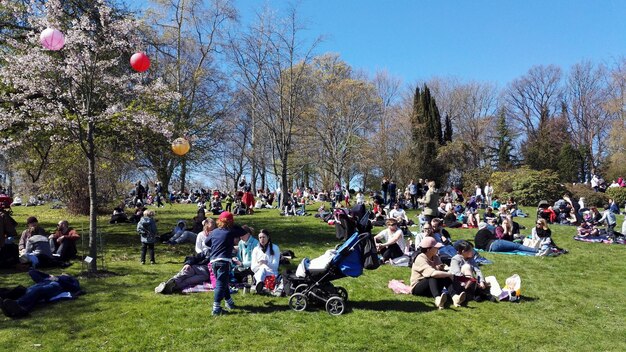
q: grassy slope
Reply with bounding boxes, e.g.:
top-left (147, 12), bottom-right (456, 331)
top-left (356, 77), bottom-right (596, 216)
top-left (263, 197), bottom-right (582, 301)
top-left (1, 204), bottom-right (625, 352)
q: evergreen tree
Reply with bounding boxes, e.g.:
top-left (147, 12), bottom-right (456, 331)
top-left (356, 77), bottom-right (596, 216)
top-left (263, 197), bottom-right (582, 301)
top-left (410, 84), bottom-right (446, 184)
top-left (492, 108), bottom-right (514, 170)
top-left (557, 143), bottom-right (583, 182)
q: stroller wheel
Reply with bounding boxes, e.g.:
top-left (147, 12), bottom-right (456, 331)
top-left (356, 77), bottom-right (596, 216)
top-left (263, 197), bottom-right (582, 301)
top-left (289, 293), bottom-right (308, 312)
top-left (325, 296), bottom-right (345, 316)
top-left (335, 286), bottom-right (348, 302)
top-left (294, 284), bottom-right (309, 293)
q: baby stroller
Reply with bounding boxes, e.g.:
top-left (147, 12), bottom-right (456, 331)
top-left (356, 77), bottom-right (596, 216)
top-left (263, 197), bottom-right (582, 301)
top-left (334, 204), bottom-right (372, 241)
top-left (288, 232), bottom-right (378, 316)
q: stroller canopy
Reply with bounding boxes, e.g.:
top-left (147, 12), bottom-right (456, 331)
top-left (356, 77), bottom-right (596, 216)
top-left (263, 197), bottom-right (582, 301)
top-left (332, 233), bottom-right (364, 277)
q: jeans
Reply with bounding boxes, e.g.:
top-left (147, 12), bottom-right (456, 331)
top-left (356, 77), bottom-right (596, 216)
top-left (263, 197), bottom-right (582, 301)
top-left (141, 243), bottom-right (155, 263)
top-left (212, 261), bottom-right (231, 305)
top-left (17, 270), bottom-right (64, 311)
top-left (489, 240), bottom-right (537, 254)
top-left (49, 239), bottom-right (77, 261)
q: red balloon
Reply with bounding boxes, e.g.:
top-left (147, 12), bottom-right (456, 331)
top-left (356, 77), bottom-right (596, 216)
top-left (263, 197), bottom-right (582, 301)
top-left (130, 52), bottom-right (150, 72)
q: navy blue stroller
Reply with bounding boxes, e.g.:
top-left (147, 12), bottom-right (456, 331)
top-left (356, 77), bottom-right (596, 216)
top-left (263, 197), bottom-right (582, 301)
top-left (288, 232), bottom-right (377, 315)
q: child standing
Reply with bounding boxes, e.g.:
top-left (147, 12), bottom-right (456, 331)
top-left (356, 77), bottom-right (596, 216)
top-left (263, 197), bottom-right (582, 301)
top-left (137, 210), bottom-right (158, 264)
top-left (224, 193), bottom-right (233, 212)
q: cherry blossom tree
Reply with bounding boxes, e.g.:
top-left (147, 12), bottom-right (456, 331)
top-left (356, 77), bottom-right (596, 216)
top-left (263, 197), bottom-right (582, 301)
top-left (0, 0), bottom-right (177, 272)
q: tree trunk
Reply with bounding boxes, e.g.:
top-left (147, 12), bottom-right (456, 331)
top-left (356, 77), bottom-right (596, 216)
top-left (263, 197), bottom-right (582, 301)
top-left (87, 121), bottom-right (98, 272)
top-left (180, 157), bottom-right (187, 193)
top-left (281, 152), bottom-right (289, 207)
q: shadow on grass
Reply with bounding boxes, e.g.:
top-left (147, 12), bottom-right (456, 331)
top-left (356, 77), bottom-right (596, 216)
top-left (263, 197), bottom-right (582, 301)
top-left (349, 299), bottom-right (431, 313)
top-left (235, 302), bottom-right (291, 314)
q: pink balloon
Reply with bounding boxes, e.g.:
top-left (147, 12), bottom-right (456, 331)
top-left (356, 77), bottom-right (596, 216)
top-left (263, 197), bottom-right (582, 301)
top-left (40, 28), bottom-right (65, 51)
top-left (130, 52), bottom-right (150, 72)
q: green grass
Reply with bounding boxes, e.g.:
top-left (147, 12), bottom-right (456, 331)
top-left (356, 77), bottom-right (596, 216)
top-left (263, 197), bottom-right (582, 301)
top-left (1, 204), bottom-right (625, 351)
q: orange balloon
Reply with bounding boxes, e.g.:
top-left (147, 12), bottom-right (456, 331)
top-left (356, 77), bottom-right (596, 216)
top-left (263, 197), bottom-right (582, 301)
top-left (171, 137), bottom-right (190, 156)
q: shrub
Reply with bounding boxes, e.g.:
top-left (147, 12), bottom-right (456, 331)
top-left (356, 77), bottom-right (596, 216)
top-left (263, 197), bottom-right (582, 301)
top-left (605, 187), bottom-right (626, 206)
top-left (566, 184), bottom-right (608, 208)
top-left (489, 167), bottom-right (566, 206)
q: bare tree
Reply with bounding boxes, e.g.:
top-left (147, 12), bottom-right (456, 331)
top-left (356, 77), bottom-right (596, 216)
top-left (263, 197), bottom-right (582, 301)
top-left (505, 65), bottom-right (563, 139)
top-left (565, 61), bottom-right (611, 176)
top-left (142, 0), bottom-right (236, 192)
top-left (230, 5), bottom-right (320, 206)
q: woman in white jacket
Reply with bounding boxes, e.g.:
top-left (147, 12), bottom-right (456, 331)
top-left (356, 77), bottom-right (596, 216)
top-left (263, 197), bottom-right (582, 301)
top-left (251, 229), bottom-right (280, 290)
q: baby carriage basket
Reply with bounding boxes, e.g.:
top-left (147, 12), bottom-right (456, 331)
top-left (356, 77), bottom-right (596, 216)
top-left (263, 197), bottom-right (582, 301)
top-left (288, 232), bottom-right (376, 316)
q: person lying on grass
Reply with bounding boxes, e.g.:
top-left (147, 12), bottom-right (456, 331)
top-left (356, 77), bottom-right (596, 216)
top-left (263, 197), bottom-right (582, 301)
top-left (1, 269), bottom-right (82, 318)
top-left (474, 221), bottom-right (537, 255)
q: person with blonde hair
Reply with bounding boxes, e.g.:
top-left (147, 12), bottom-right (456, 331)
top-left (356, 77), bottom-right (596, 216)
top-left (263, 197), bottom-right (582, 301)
top-left (137, 210), bottom-right (157, 265)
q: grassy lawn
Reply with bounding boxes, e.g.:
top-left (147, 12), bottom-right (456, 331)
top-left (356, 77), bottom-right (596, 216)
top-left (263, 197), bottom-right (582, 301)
top-left (1, 203), bottom-right (625, 351)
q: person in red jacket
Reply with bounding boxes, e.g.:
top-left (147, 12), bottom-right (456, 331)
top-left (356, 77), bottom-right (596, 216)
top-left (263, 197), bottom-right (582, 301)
top-left (49, 220), bottom-right (80, 261)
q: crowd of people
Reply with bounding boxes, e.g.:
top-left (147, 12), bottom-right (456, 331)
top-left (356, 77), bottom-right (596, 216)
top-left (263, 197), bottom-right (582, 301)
top-left (2, 172), bottom-right (624, 317)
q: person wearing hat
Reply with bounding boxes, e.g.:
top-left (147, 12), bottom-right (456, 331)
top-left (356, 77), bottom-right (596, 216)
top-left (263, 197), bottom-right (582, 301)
top-left (205, 211), bottom-right (246, 315)
top-left (410, 237), bottom-right (466, 309)
top-left (18, 217), bottom-right (48, 255)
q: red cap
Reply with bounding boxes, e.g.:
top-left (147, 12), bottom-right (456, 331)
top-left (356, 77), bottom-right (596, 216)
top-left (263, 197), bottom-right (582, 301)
top-left (218, 211), bottom-right (233, 222)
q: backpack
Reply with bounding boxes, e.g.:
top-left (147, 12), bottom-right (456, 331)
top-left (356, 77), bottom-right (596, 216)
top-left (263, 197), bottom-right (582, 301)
top-left (361, 234), bottom-right (380, 270)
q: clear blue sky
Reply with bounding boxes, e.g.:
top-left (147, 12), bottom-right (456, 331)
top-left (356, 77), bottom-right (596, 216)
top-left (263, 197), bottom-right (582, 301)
top-left (237, 0), bottom-right (626, 86)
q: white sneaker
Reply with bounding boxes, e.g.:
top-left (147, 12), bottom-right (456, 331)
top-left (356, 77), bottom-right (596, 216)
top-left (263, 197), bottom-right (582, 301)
top-left (154, 282), bottom-right (166, 294)
top-left (435, 294), bottom-right (447, 309)
top-left (452, 292), bottom-right (466, 307)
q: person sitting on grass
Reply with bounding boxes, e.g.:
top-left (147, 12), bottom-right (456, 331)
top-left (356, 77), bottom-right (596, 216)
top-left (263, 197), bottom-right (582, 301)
top-left (449, 240), bottom-right (492, 302)
top-left (1, 269), bottom-right (82, 318)
top-left (49, 220), bottom-right (80, 261)
top-left (532, 219), bottom-right (567, 256)
top-left (18, 216), bottom-right (47, 255)
top-left (388, 203), bottom-right (409, 226)
top-left (167, 220), bottom-right (197, 245)
top-left (251, 229), bottom-right (280, 293)
top-left (191, 208), bottom-right (207, 233)
top-left (195, 218), bottom-right (215, 255)
top-left (443, 209), bottom-right (462, 228)
top-left (374, 219), bottom-right (407, 263)
top-left (410, 237), bottom-right (466, 309)
top-left (232, 225), bottom-right (258, 283)
top-left (482, 207), bottom-right (497, 223)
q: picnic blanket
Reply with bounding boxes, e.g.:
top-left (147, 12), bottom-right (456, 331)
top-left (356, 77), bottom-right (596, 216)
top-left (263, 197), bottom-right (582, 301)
top-left (181, 283), bottom-right (242, 294)
top-left (573, 235), bottom-right (626, 245)
top-left (476, 249), bottom-right (536, 257)
top-left (388, 279), bottom-right (412, 294)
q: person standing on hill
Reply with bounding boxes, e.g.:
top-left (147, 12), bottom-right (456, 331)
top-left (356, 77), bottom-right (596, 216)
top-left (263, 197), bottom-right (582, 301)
top-left (420, 181), bottom-right (440, 223)
top-left (381, 177), bottom-right (389, 206)
top-left (388, 179), bottom-right (397, 206)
